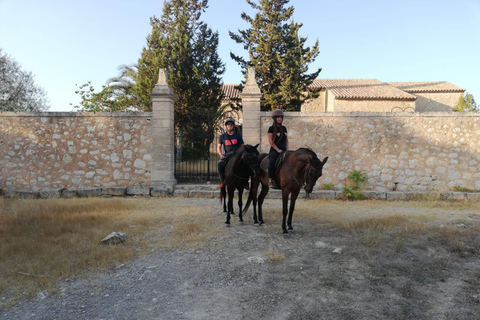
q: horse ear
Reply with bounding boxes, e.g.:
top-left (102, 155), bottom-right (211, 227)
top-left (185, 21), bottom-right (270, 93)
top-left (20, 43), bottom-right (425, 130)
top-left (322, 156), bottom-right (329, 165)
top-left (253, 143), bottom-right (259, 149)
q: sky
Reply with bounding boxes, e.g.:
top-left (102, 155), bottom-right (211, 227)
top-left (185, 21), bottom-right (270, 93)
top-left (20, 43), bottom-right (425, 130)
top-left (1, 0), bottom-right (479, 112)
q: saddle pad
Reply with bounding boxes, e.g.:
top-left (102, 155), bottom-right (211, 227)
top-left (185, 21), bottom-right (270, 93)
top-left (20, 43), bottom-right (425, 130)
top-left (260, 157), bottom-right (269, 172)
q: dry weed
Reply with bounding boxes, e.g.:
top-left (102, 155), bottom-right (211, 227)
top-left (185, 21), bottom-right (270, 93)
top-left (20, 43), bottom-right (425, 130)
top-left (0, 197), bottom-right (224, 301)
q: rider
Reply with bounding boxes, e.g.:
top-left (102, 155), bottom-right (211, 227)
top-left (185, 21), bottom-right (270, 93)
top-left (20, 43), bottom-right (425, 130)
top-left (267, 109), bottom-right (289, 188)
top-left (217, 118), bottom-right (249, 190)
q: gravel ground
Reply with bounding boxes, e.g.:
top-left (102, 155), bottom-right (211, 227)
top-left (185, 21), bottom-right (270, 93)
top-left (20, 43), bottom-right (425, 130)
top-left (1, 198), bottom-right (480, 320)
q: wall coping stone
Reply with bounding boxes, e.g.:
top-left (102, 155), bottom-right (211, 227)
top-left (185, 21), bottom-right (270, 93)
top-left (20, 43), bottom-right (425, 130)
top-left (1, 185), bottom-right (477, 202)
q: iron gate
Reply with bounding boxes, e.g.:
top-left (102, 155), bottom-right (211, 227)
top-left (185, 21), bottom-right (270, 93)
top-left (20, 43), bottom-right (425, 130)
top-left (174, 134), bottom-right (221, 183)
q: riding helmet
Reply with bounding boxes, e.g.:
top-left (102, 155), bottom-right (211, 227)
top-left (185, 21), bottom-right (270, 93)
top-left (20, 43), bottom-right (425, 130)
top-left (224, 118), bottom-right (235, 125)
top-left (272, 109), bottom-right (284, 118)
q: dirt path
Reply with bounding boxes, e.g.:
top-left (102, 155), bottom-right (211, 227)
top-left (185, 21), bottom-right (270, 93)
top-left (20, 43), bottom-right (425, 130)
top-left (1, 198), bottom-right (479, 320)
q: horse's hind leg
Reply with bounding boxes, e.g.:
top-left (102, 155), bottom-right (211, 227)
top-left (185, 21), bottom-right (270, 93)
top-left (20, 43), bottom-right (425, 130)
top-left (281, 190), bottom-right (290, 233)
top-left (257, 182), bottom-right (269, 225)
top-left (287, 189), bottom-right (300, 231)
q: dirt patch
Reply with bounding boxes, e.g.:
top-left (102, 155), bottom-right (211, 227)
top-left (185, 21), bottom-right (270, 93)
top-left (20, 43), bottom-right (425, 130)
top-left (1, 198), bottom-right (480, 320)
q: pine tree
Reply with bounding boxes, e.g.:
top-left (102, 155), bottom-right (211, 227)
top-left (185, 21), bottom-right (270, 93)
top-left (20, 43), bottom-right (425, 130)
top-left (454, 92), bottom-right (478, 112)
top-left (136, 0), bottom-right (225, 158)
top-left (229, 0), bottom-right (321, 111)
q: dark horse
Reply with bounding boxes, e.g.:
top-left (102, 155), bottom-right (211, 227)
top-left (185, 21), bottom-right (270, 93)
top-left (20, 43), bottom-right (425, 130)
top-left (220, 144), bottom-right (260, 225)
top-left (243, 148), bottom-right (328, 233)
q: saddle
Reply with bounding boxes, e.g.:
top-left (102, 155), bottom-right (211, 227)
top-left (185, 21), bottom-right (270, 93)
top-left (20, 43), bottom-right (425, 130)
top-left (260, 152), bottom-right (287, 173)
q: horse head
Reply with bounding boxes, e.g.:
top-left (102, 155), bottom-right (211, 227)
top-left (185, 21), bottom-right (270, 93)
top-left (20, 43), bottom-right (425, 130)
top-left (304, 152), bottom-right (328, 194)
top-left (241, 144), bottom-right (261, 178)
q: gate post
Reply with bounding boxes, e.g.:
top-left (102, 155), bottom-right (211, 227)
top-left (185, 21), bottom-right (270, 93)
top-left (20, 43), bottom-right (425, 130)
top-left (150, 69), bottom-right (177, 188)
top-left (241, 67), bottom-right (262, 145)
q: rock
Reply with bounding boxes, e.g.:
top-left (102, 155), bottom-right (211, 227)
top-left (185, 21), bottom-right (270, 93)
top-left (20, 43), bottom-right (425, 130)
top-left (101, 232), bottom-right (126, 245)
top-left (332, 248), bottom-right (342, 254)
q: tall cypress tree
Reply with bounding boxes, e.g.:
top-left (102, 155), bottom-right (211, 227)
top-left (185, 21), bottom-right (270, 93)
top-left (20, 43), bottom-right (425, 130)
top-left (136, 0), bottom-right (225, 158)
top-left (229, 0), bottom-right (321, 111)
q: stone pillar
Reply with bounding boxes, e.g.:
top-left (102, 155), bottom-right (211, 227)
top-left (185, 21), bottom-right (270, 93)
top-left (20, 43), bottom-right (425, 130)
top-left (150, 69), bottom-right (177, 188)
top-left (241, 67), bottom-right (262, 145)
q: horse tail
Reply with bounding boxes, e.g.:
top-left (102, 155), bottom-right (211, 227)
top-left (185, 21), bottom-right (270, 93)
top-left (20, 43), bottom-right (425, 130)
top-left (242, 186), bottom-right (253, 215)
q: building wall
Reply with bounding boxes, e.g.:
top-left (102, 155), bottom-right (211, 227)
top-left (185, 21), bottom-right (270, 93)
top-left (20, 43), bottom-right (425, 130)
top-left (260, 112), bottom-right (480, 192)
top-left (414, 92), bottom-right (463, 112)
top-left (333, 99), bottom-right (416, 112)
top-left (0, 112), bottom-right (153, 192)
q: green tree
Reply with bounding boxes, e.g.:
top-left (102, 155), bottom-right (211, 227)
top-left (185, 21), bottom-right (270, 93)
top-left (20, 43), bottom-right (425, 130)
top-left (229, 0), bottom-right (321, 111)
top-left (72, 64), bottom-right (142, 112)
top-left (0, 49), bottom-right (49, 112)
top-left (136, 0), bottom-right (225, 159)
top-left (454, 92), bottom-right (478, 112)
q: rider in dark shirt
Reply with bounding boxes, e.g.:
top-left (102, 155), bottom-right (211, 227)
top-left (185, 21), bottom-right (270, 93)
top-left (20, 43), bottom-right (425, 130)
top-left (267, 109), bottom-right (289, 188)
top-left (217, 118), bottom-right (248, 190)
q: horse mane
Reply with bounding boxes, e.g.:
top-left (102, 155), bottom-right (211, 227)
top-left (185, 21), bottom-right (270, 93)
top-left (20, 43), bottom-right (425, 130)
top-left (297, 147), bottom-right (322, 168)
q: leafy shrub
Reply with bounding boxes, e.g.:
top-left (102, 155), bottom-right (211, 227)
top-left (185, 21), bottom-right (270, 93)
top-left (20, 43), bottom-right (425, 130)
top-left (342, 170), bottom-right (367, 200)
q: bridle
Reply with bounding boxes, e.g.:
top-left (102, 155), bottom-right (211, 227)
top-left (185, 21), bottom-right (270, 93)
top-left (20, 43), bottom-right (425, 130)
top-left (285, 156), bottom-right (320, 189)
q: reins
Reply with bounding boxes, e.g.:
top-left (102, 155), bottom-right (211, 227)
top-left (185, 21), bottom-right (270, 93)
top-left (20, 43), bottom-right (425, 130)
top-left (226, 148), bottom-right (258, 181)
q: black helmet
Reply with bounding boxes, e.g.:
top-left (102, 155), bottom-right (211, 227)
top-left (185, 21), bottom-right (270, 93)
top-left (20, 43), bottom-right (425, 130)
top-left (272, 109), bottom-right (284, 118)
top-left (225, 118), bottom-right (235, 125)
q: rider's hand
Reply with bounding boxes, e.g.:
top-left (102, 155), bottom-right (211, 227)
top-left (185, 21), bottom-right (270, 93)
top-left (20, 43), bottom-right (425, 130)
top-left (278, 149), bottom-right (283, 154)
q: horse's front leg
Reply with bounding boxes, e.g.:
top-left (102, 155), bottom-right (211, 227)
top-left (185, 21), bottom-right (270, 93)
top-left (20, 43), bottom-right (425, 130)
top-left (281, 189), bottom-right (290, 233)
top-left (226, 187), bottom-right (235, 224)
top-left (237, 187), bottom-right (244, 222)
top-left (287, 189), bottom-right (301, 231)
top-left (221, 185), bottom-right (227, 212)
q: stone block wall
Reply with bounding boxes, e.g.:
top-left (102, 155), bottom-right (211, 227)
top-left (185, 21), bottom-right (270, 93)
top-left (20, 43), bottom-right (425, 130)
top-left (260, 112), bottom-right (480, 192)
top-left (0, 112), bottom-right (153, 192)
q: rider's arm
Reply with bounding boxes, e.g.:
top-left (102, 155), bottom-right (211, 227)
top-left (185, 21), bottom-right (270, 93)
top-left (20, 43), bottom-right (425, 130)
top-left (268, 132), bottom-right (280, 152)
top-left (217, 143), bottom-right (224, 158)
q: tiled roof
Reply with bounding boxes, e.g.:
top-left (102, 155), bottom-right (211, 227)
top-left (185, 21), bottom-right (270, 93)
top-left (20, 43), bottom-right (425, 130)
top-left (222, 79), bottom-right (463, 101)
top-left (310, 79), bottom-right (416, 100)
top-left (387, 81), bottom-right (465, 93)
top-left (221, 84), bottom-right (241, 100)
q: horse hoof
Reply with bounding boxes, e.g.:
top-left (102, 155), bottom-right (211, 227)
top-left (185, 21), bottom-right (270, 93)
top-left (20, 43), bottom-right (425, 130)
top-left (283, 230), bottom-right (288, 234)
top-left (259, 220), bottom-right (265, 225)
top-left (225, 221), bottom-right (230, 225)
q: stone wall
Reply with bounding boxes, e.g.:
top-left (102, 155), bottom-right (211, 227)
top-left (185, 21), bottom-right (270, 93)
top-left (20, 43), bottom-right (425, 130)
top-left (0, 112), bottom-right (153, 192)
top-left (260, 112), bottom-right (480, 192)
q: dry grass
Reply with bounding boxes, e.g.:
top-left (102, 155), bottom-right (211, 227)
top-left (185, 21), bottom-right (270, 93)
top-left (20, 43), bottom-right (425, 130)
top-left (264, 247), bottom-right (285, 262)
top-left (0, 197), bottom-right (224, 301)
top-left (1, 196), bottom-right (479, 313)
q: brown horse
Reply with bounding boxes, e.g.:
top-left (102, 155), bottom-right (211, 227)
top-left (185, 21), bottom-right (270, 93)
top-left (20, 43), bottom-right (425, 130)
top-left (220, 144), bottom-right (260, 225)
top-left (244, 148), bottom-right (328, 233)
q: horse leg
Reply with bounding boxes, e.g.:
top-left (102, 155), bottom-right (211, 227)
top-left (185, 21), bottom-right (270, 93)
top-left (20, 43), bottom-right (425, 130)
top-left (287, 189), bottom-right (301, 231)
top-left (250, 179), bottom-right (260, 224)
top-left (237, 187), bottom-right (244, 222)
top-left (257, 180), bottom-right (269, 225)
top-left (226, 186), bottom-right (235, 224)
top-left (221, 185), bottom-right (227, 212)
top-left (281, 189), bottom-right (290, 233)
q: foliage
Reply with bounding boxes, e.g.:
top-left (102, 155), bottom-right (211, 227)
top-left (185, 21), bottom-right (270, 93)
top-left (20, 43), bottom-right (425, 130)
top-left (229, 0), bottom-right (321, 111)
top-left (342, 170), bottom-right (367, 200)
top-left (136, 0), bottom-right (226, 155)
top-left (72, 65), bottom-right (143, 112)
top-left (452, 186), bottom-right (480, 192)
top-left (453, 92), bottom-right (478, 112)
top-left (322, 183), bottom-right (334, 190)
top-left (0, 49), bottom-right (49, 112)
